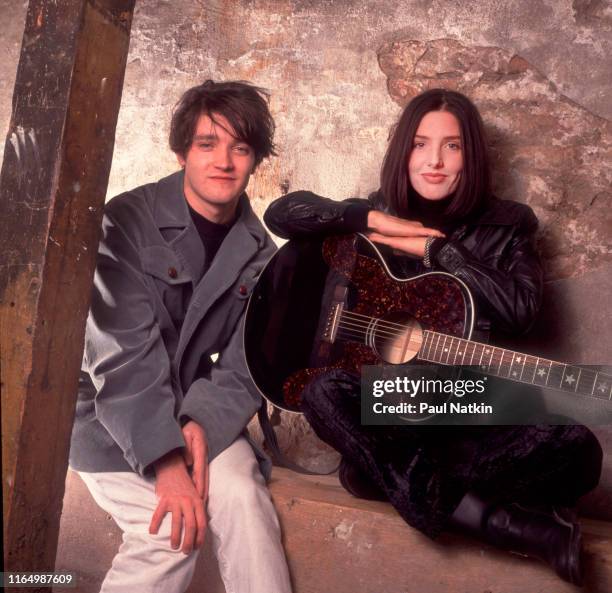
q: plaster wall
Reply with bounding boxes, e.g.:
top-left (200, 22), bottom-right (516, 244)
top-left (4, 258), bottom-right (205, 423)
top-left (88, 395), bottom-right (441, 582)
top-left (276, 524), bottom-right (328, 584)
top-left (1, 0), bottom-right (611, 470)
top-left (2, 1), bottom-right (611, 210)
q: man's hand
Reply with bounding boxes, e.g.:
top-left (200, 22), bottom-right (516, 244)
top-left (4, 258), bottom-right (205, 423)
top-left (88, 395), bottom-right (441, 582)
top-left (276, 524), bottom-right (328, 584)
top-left (366, 210), bottom-right (444, 257)
top-left (149, 450), bottom-right (207, 554)
top-left (181, 420), bottom-right (209, 499)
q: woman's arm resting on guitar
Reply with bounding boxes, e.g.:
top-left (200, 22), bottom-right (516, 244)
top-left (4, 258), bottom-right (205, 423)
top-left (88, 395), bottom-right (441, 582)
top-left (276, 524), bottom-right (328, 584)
top-left (264, 191), bottom-right (372, 238)
top-left (265, 191), bottom-right (441, 243)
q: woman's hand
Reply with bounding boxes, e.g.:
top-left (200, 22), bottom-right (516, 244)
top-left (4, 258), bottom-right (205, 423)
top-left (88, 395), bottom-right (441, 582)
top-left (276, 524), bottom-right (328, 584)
top-left (366, 210), bottom-right (444, 257)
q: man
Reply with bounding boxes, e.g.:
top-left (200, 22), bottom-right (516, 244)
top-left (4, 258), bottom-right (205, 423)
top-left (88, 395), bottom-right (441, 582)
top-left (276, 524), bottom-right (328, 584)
top-left (69, 80), bottom-right (292, 593)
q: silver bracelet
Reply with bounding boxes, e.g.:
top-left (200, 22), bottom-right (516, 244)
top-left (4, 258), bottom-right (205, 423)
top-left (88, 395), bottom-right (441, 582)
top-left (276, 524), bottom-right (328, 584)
top-left (423, 237), bottom-right (435, 268)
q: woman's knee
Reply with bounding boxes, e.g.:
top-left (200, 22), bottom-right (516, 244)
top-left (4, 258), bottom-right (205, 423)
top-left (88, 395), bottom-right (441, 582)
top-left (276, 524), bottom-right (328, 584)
top-left (551, 425), bottom-right (603, 497)
top-left (301, 369), bottom-right (360, 415)
top-left (572, 427), bottom-right (603, 492)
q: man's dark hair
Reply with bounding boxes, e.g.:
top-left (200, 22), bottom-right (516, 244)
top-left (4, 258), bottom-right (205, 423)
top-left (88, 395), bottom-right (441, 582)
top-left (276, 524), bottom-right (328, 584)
top-left (380, 88), bottom-right (491, 219)
top-left (169, 80), bottom-right (276, 168)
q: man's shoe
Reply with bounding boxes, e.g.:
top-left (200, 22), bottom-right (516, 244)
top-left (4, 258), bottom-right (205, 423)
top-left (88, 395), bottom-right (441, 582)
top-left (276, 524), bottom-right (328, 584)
top-left (338, 458), bottom-right (387, 502)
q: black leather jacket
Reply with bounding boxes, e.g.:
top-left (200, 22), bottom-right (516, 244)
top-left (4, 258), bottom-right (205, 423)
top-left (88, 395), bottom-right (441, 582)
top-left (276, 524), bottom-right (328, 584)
top-left (264, 191), bottom-right (544, 342)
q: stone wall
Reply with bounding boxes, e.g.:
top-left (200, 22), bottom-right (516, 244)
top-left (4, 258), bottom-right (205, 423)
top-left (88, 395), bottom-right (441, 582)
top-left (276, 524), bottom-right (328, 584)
top-left (1, 0), bottom-right (611, 470)
top-left (379, 37), bottom-right (611, 279)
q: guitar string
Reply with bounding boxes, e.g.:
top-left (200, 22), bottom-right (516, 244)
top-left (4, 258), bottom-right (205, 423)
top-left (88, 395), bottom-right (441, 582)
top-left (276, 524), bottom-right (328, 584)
top-left (340, 311), bottom-right (432, 340)
top-left (341, 310), bottom-right (540, 363)
top-left (339, 311), bottom-right (507, 363)
top-left (340, 312), bottom-right (500, 357)
top-left (337, 326), bottom-right (406, 344)
top-left (338, 315), bottom-right (488, 357)
top-left (336, 327), bottom-right (422, 351)
top-left (337, 319), bottom-right (546, 370)
top-left (337, 310), bottom-right (606, 383)
top-left (335, 327), bottom-right (608, 396)
top-left (335, 325), bottom-right (585, 386)
top-left (331, 309), bottom-right (607, 396)
top-left (338, 317), bottom-right (468, 351)
top-left (341, 310), bottom-right (551, 369)
top-left (341, 310), bottom-right (414, 332)
top-left (338, 329), bottom-right (420, 352)
top-left (336, 318), bottom-right (412, 340)
top-left (336, 324), bottom-right (499, 362)
top-left (336, 323), bottom-right (454, 362)
top-left (340, 313), bottom-right (548, 367)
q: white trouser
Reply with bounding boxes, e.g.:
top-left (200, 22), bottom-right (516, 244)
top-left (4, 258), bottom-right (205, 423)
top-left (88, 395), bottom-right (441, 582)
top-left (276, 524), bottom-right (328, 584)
top-left (79, 437), bottom-right (292, 593)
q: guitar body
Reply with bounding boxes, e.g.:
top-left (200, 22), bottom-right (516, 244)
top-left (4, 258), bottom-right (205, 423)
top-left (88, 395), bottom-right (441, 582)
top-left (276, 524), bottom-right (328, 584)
top-left (244, 233), bottom-right (475, 413)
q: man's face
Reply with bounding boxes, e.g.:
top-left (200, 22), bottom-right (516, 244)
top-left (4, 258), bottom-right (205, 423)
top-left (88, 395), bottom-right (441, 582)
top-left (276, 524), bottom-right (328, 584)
top-left (177, 113), bottom-right (256, 223)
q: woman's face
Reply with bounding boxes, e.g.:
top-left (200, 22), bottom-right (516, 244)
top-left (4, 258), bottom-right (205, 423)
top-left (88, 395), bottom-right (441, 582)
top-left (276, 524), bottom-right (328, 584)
top-left (407, 110), bottom-right (463, 201)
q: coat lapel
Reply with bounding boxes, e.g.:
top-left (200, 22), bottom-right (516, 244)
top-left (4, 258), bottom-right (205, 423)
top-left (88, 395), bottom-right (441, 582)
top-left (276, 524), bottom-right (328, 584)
top-left (170, 226), bottom-right (206, 287)
top-left (153, 171), bottom-right (206, 285)
top-left (175, 195), bottom-right (267, 366)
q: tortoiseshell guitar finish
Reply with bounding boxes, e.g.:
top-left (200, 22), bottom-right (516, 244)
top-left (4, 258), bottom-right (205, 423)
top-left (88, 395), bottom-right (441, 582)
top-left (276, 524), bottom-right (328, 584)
top-left (244, 233), bottom-right (474, 413)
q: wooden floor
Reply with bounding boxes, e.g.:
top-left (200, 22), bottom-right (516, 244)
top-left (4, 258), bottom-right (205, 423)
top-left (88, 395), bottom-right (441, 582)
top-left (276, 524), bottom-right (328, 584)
top-left (54, 468), bottom-right (612, 593)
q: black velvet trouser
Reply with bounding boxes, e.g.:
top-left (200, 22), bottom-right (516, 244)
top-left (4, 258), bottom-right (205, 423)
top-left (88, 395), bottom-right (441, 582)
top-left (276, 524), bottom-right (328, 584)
top-left (302, 369), bottom-right (603, 539)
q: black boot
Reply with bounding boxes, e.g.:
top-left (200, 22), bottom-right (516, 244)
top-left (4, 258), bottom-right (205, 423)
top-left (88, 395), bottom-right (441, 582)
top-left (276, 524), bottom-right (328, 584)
top-left (449, 493), bottom-right (583, 586)
top-left (338, 457), bottom-right (387, 502)
top-left (486, 504), bottom-right (583, 585)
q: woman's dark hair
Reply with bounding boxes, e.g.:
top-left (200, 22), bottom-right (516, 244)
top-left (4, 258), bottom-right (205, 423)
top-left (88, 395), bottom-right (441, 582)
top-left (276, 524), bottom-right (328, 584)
top-left (380, 88), bottom-right (491, 219)
top-left (169, 80), bottom-right (276, 168)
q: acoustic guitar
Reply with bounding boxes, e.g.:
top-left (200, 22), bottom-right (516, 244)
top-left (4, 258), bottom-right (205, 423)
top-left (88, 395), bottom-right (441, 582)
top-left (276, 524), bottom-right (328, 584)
top-left (244, 233), bottom-right (611, 417)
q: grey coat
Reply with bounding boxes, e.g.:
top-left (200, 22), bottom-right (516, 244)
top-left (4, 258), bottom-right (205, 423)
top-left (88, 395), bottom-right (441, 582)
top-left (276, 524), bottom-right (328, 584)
top-left (69, 170), bottom-right (276, 478)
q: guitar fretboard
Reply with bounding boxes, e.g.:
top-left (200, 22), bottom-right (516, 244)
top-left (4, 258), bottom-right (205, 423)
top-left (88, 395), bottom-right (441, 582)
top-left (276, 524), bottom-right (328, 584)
top-left (419, 330), bottom-right (612, 400)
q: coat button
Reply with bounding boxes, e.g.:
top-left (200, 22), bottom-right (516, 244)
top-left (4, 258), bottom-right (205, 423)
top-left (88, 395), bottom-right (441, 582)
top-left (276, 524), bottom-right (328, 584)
top-left (168, 266), bottom-right (178, 279)
top-left (239, 284), bottom-right (248, 295)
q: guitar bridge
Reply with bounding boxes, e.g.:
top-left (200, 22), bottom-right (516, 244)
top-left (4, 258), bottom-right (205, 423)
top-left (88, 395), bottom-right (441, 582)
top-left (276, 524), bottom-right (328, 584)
top-left (322, 285), bottom-right (347, 343)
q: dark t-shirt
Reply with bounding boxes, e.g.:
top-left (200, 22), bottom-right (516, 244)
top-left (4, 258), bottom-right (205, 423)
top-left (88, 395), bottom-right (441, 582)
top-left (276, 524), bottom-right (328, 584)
top-left (187, 203), bottom-right (235, 273)
top-left (186, 203), bottom-right (236, 381)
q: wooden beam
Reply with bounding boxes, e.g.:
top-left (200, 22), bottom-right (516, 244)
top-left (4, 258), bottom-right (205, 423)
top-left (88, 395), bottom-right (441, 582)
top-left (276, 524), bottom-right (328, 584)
top-left (0, 0), bottom-right (135, 581)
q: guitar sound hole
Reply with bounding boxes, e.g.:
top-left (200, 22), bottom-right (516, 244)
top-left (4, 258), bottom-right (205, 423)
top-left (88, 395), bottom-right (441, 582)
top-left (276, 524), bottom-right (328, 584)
top-left (371, 313), bottom-right (423, 364)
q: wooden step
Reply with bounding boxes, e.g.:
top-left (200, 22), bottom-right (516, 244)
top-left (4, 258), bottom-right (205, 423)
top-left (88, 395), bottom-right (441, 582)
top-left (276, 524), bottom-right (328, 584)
top-left (55, 469), bottom-right (612, 593)
top-left (270, 468), bottom-right (612, 593)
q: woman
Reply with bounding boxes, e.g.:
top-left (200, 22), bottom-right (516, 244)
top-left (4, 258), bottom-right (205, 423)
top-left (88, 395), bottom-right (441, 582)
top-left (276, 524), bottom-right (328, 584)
top-left (264, 89), bottom-right (602, 585)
